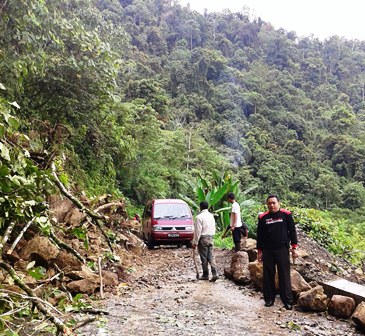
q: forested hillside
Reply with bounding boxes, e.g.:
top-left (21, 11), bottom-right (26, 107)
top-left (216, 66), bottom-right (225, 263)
top-left (2, 1), bottom-right (365, 258)
top-left (2, 0), bottom-right (365, 206)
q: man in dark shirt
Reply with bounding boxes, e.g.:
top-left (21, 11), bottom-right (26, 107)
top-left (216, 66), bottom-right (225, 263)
top-left (256, 195), bottom-right (299, 310)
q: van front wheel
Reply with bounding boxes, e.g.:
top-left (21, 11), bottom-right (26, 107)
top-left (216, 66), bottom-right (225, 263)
top-left (185, 241), bottom-right (192, 248)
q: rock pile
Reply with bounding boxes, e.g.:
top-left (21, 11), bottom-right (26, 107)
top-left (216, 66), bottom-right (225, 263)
top-left (2, 195), bottom-right (146, 300)
top-left (224, 236), bottom-right (365, 330)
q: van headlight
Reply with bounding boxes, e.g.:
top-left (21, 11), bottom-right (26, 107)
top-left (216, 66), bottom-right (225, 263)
top-left (152, 226), bottom-right (163, 231)
top-left (185, 226), bottom-right (193, 231)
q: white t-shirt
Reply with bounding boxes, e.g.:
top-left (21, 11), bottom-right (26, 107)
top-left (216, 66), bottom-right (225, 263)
top-left (231, 201), bottom-right (242, 228)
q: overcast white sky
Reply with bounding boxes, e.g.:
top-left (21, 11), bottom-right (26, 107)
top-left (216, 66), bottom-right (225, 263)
top-left (179, 0), bottom-right (365, 41)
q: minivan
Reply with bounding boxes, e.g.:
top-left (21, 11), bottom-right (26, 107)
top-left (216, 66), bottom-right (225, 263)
top-left (142, 199), bottom-right (194, 249)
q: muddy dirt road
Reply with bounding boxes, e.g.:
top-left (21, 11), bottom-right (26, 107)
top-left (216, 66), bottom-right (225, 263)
top-left (79, 247), bottom-right (363, 336)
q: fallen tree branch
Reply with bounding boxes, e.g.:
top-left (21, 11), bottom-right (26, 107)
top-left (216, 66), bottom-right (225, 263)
top-left (50, 230), bottom-right (86, 264)
top-left (73, 317), bottom-right (97, 330)
top-left (53, 264), bottom-right (73, 301)
top-left (33, 272), bottom-right (62, 291)
top-left (94, 202), bottom-right (124, 214)
top-left (78, 308), bottom-right (109, 315)
top-left (51, 162), bottom-right (113, 252)
top-left (0, 289), bottom-right (63, 316)
top-left (0, 221), bottom-right (16, 253)
top-left (7, 219), bottom-right (34, 255)
top-left (51, 163), bottom-right (104, 221)
top-left (0, 262), bottom-right (72, 335)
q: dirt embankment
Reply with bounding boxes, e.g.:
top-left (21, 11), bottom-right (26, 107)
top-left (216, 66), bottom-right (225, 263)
top-left (79, 246), bottom-right (364, 336)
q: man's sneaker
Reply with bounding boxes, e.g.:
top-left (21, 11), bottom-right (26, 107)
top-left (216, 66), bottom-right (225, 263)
top-left (199, 276), bottom-right (209, 280)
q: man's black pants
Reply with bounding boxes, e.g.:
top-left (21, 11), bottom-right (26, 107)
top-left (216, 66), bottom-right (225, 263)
top-left (232, 227), bottom-right (241, 252)
top-left (262, 245), bottom-right (292, 304)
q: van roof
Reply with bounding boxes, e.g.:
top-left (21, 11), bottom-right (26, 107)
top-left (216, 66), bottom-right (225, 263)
top-left (153, 199), bottom-right (187, 204)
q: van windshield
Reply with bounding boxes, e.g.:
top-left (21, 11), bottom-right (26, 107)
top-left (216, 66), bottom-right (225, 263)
top-left (153, 203), bottom-right (191, 220)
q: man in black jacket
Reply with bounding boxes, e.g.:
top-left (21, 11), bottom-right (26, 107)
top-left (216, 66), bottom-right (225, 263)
top-left (256, 195), bottom-right (299, 310)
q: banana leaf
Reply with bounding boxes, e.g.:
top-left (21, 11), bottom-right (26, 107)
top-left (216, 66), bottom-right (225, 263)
top-left (196, 187), bottom-right (205, 202)
top-left (209, 183), bottom-right (230, 206)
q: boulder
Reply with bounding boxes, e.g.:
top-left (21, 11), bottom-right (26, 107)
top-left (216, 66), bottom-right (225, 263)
top-left (65, 265), bottom-right (99, 282)
top-left (230, 251), bottom-right (251, 284)
top-left (101, 270), bottom-right (119, 286)
top-left (20, 236), bottom-right (59, 266)
top-left (297, 285), bottom-right (328, 312)
top-left (247, 261), bottom-right (307, 296)
top-left (248, 261), bottom-right (264, 290)
top-left (48, 196), bottom-right (74, 223)
top-left (65, 266), bottom-right (118, 286)
top-left (67, 279), bottom-right (99, 295)
top-left (51, 251), bottom-right (83, 272)
top-left (328, 295), bottom-right (356, 318)
top-left (243, 238), bottom-right (256, 250)
top-left (125, 232), bottom-right (145, 256)
top-left (290, 269), bottom-right (311, 298)
top-left (352, 301), bottom-right (365, 329)
top-left (224, 264), bottom-right (232, 279)
top-left (240, 238), bottom-right (258, 262)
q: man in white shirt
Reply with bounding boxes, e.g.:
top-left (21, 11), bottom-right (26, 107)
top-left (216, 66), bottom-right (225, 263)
top-left (227, 192), bottom-right (245, 252)
top-left (192, 201), bottom-right (218, 282)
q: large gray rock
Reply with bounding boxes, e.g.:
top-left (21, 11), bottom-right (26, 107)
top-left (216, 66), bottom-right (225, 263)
top-left (328, 295), bottom-right (356, 318)
top-left (298, 285), bottom-right (328, 312)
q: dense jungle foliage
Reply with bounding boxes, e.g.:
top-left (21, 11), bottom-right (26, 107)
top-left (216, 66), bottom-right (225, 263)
top-left (1, 0), bottom-right (365, 263)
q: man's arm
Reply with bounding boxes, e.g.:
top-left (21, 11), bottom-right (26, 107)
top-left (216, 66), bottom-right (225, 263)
top-left (230, 212), bottom-right (237, 230)
top-left (287, 213), bottom-right (299, 259)
top-left (287, 213), bottom-right (298, 247)
top-left (192, 217), bottom-right (202, 248)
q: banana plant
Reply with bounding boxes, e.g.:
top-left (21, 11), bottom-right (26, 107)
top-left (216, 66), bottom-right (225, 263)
top-left (180, 171), bottom-right (257, 230)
